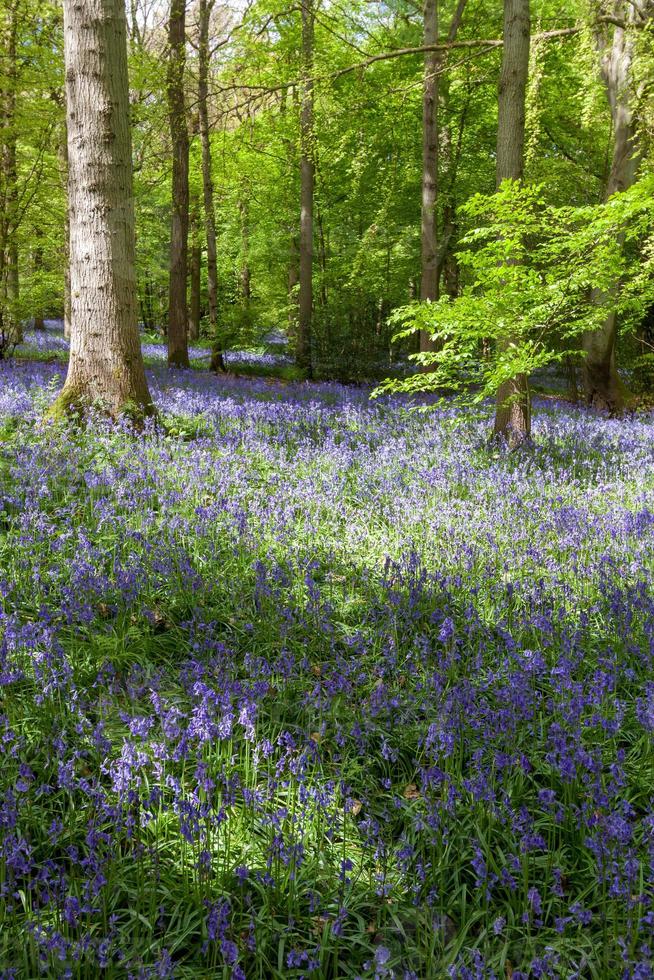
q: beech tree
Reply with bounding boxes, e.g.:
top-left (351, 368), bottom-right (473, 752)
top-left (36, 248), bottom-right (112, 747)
top-left (297, 0), bottom-right (314, 376)
top-left (492, 0), bottom-right (531, 445)
top-left (419, 0), bottom-right (467, 355)
top-left (582, 0), bottom-right (654, 412)
top-left (0, 0), bottom-right (20, 346)
top-left (51, 0), bottom-right (152, 418)
top-left (198, 0), bottom-right (225, 372)
top-left (167, 0), bottom-right (190, 368)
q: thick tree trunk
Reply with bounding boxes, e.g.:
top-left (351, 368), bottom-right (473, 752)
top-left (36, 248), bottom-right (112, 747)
top-left (492, 0), bottom-right (531, 447)
top-left (58, 123), bottom-right (72, 341)
top-left (188, 198), bottom-right (201, 342)
top-left (167, 0), bottom-right (190, 368)
top-left (582, 2), bottom-right (652, 412)
top-left (297, 0), bottom-right (314, 377)
top-left (52, 0), bottom-right (152, 418)
top-left (198, 0), bottom-right (225, 373)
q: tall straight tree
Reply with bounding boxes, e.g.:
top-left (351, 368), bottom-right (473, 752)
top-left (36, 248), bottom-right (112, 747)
top-left (582, 0), bottom-right (653, 412)
top-left (189, 193), bottom-right (201, 341)
top-left (52, 0), bottom-right (152, 417)
top-left (492, 0), bottom-right (531, 446)
top-left (419, 0), bottom-right (467, 354)
top-left (297, 0), bottom-right (314, 377)
top-left (167, 0), bottom-right (190, 368)
top-left (0, 0), bottom-right (20, 343)
top-left (198, 0), bottom-right (225, 372)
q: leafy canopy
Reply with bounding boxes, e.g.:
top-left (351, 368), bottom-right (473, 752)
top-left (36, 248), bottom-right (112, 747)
top-left (376, 176), bottom-right (654, 402)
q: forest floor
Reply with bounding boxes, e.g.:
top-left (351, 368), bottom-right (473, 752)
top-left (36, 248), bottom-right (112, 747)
top-left (0, 338), bottom-right (653, 978)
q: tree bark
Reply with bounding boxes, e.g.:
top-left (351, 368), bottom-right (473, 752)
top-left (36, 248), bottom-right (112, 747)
top-left (52, 0), bottom-right (152, 418)
top-left (1, 1), bottom-right (20, 345)
top-left (297, 0), bottom-right (314, 377)
top-left (582, 2), bottom-right (653, 412)
top-left (198, 0), bottom-right (225, 372)
top-left (33, 228), bottom-right (45, 330)
top-left (167, 0), bottom-right (190, 368)
top-left (189, 196), bottom-right (201, 342)
top-left (60, 124), bottom-right (72, 341)
top-left (419, 0), bottom-right (439, 315)
top-left (239, 199), bottom-right (251, 304)
top-left (419, 0), bottom-right (467, 355)
top-left (492, 0), bottom-right (531, 447)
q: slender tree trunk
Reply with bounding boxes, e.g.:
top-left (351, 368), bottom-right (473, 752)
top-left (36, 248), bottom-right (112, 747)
top-left (1, 1), bottom-right (20, 344)
top-left (317, 207), bottom-right (327, 307)
top-left (419, 0), bottom-right (439, 317)
top-left (198, 0), bottom-right (225, 373)
top-left (33, 229), bottom-right (45, 330)
top-left (189, 197), bottom-right (201, 341)
top-left (419, 0), bottom-right (467, 356)
top-left (167, 0), bottom-right (190, 368)
top-left (288, 232), bottom-right (300, 331)
top-left (239, 199), bottom-right (251, 304)
top-left (582, 2), bottom-right (652, 412)
top-left (492, 0), bottom-right (531, 447)
top-left (297, 0), bottom-right (314, 377)
top-left (141, 274), bottom-right (156, 332)
top-left (52, 0), bottom-right (152, 418)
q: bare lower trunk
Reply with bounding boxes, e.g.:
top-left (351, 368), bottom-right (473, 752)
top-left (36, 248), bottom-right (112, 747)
top-left (53, 0), bottom-right (152, 417)
top-left (167, 0), bottom-right (190, 368)
top-left (582, 3), bottom-right (652, 412)
top-left (565, 354), bottom-right (579, 404)
top-left (288, 233), bottom-right (300, 333)
top-left (494, 372), bottom-right (531, 441)
top-left (492, 0), bottom-right (531, 447)
top-left (33, 231), bottom-right (45, 330)
top-left (297, 0), bottom-right (314, 376)
top-left (583, 306), bottom-right (622, 411)
top-left (198, 0), bottom-right (224, 372)
top-left (188, 197), bottom-right (201, 341)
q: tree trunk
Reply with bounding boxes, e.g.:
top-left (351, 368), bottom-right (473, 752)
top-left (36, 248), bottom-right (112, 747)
top-left (141, 274), bottom-right (156, 332)
top-left (33, 228), bottom-right (45, 330)
top-left (297, 0), bottom-right (314, 377)
top-left (582, 2), bottom-right (652, 412)
top-left (1, 1), bottom-right (20, 344)
top-left (239, 199), bottom-right (251, 304)
top-left (419, 0), bottom-right (467, 355)
top-left (167, 0), bottom-right (190, 368)
top-left (198, 0), bottom-right (225, 373)
top-left (188, 197), bottom-right (201, 342)
top-left (52, 0), bottom-right (152, 418)
top-left (492, 0), bottom-right (531, 447)
top-left (419, 0), bottom-right (439, 317)
top-left (60, 125), bottom-right (72, 340)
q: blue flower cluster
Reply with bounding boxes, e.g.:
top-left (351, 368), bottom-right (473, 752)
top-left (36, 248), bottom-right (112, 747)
top-left (0, 355), bottom-right (653, 977)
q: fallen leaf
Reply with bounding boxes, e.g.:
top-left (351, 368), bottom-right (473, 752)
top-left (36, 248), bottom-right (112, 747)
top-left (311, 916), bottom-right (330, 937)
